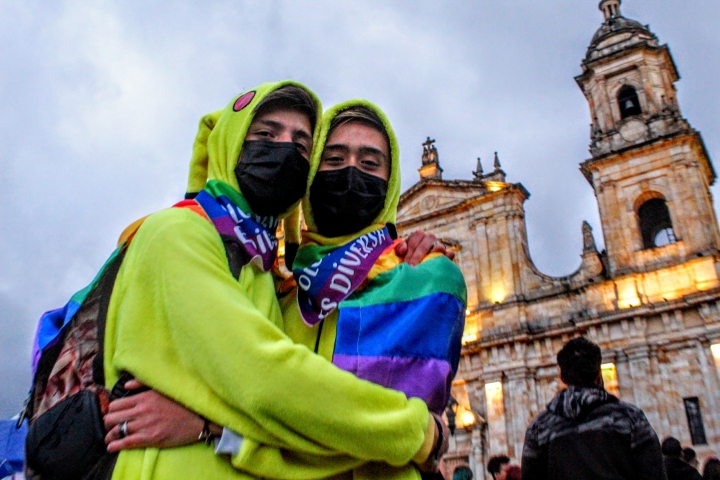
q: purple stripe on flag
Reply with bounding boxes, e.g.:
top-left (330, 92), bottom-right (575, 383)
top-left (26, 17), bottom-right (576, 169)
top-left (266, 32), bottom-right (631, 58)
top-left (333, 354), bottom-right (452, 414)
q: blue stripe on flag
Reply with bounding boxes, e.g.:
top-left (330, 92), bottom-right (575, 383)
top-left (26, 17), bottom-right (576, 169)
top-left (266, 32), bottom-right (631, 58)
top-left (335, 292), bottom-right (465, 367)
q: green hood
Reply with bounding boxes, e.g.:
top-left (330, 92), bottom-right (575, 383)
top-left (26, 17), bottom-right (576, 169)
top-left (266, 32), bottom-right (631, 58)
top-left (300, 99), bottom-right (401, 247)
top-left (186, 80), bottom-right (323, 219)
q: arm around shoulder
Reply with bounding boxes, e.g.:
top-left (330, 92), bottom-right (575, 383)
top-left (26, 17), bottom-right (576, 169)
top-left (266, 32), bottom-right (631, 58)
top-left (110, 208), bottom-right (433, 468)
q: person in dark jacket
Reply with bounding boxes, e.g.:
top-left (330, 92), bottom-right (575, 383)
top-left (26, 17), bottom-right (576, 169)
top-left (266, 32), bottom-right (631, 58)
top-left (663, 437), bottom-right (702, 480)
top-left (521, 337), bottom-right (666, 480)
top-left (683, 447), bottom-right (700, 471)
top-left (703, 457), bottom-right (720, 480)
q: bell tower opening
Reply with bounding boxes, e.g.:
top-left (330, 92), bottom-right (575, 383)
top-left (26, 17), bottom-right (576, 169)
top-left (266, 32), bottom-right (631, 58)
top-left (600, 0), bottom-right (621, 20)
top-left (576, 1), bottom-right (720, 275)
top-left (637, 198), bottom-right (676, 249)
top-left (618, 85), bottom-right (642, 119)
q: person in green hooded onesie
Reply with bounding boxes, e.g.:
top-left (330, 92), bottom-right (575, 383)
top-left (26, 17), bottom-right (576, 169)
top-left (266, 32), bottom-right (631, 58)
top-left (102, 83), bottom-right (446, 480)
top-left (103, 98), bottom-right (465, 479)
top-left (276, 100), bottom-right (467, 479)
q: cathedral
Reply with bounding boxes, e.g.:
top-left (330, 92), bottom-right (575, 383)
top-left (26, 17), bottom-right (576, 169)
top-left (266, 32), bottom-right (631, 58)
top-left (395, 1), bottom-right (720, 477)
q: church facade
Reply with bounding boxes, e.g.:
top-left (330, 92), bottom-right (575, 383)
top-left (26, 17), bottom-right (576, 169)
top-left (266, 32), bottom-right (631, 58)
top-left (395, 1), bottom-right (720, 477)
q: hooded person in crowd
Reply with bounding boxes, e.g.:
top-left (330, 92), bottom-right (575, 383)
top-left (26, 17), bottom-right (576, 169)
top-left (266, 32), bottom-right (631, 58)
top-left (103, 100), bottom-right (465, 479)
top-left (453, 466), bottom-right (474, 480)
top-left (683, 447), bottom-right (700, 472)
top-left (521, 337), bottom-right (665, 480)
top-left (101, 84), bottom-right (447, 479)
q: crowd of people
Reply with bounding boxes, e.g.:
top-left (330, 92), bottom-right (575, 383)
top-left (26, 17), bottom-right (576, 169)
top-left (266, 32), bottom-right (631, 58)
top-left (451, 447), bottom-right (720, 480)
top-left (449, 337), bottom-right (719, 480)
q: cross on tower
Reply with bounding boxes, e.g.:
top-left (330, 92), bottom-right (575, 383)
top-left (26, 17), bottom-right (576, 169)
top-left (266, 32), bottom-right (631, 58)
top-left (422, 137), bottom-right (436, 150)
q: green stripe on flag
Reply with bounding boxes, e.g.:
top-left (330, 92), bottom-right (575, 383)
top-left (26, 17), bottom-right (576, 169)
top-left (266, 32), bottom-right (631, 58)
top-left (343, 256), bottom-right (467, 308)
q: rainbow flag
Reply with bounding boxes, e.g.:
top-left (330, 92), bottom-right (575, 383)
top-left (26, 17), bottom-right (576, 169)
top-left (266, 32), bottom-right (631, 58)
top-left (334, 253), bottom-right (466, 414)
top-left (32, 246), bottom-right (125, 376)
top-left (295, 236), bottom-right (467, 415)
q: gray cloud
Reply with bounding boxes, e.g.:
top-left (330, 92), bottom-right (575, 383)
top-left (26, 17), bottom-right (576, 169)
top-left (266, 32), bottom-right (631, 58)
top-left (1, 0), bottom-right (718, 416)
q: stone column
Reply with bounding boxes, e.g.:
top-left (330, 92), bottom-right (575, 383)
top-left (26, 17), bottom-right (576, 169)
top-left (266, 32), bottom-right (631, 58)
top-left (504, 367), bottom-right (536, 461)
top-left (483, 376), bottom-right (509, 457)
top-left (625, 344), bottom-right (662, 431)
top-left (498, 213), bottom-right (516, 300)
top-left (507, 211), bottom-right (526, 299)
top-left (468, 426), bottom-right (484, 480)
top-left (614, 350), bottom-right (635, 402)
top-left (597, 76), bottom-right (612, 131)
top-left (598, 181), bottom-right (626, 274)
top-left (474, 219), bottom-right (491, 304)
top-left (696, 338), bottom-right (720, 447)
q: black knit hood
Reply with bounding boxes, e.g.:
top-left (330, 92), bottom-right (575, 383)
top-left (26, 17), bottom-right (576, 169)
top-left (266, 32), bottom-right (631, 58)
top-left (547, 386), bottom-right (614, 420)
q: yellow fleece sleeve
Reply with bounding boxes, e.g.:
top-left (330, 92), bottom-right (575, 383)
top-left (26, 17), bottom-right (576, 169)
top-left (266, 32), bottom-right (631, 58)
top-left (106, 208), bottom-right (430, 474)
top-left (412, 414), bottom-right (437, 465)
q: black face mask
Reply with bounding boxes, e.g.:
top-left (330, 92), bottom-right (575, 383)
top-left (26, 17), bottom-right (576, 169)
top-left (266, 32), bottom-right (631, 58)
top-left (235, 140), bottom-right (310, 217)
top-left (310, 167), bottom-right (388, 237)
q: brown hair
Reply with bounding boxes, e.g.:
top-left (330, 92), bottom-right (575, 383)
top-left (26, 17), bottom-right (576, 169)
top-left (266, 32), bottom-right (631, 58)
top-left (328, 105), bottom-right (390, 150)
top-left (254, 85), bottom-right (318, 131)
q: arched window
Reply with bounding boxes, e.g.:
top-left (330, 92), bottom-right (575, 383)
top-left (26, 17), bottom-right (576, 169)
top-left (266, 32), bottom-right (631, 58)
top-left (638, 198), bottom-right (676, 249)
top-left (618, 85), bottom-right (642, 118)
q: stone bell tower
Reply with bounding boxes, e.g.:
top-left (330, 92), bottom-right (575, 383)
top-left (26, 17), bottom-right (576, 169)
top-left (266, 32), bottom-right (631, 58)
top-left (575, 0), bottom-right (720, 277)
top-left (397, 4), bottom-right (720, 474)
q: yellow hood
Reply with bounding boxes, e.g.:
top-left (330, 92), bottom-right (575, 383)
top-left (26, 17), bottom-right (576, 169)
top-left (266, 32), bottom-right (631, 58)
top-left (186, 81), bottom-right (323, 220)
top-left (300, 99), bottom-right (401, 246)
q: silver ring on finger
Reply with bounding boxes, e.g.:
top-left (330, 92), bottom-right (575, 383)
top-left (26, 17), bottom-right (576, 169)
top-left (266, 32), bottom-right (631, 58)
top-left (118, 420), bottom-right (130, 439)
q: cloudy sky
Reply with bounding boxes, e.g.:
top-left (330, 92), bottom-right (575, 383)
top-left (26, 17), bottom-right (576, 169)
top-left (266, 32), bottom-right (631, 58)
top-left (1, 0), bottom-right (719, 416)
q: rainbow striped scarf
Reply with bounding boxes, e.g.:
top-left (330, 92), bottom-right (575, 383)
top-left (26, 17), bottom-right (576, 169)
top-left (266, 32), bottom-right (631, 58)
top-left (294, 227), bottom-right (393, 326)
top-left (194, 180), bottom-right (279, 272)
top-left (293, 232), bottom-right (466, 414)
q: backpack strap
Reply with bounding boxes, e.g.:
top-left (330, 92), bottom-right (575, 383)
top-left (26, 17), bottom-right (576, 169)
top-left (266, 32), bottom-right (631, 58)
top-left (91, 250), bottom-right (127, 387)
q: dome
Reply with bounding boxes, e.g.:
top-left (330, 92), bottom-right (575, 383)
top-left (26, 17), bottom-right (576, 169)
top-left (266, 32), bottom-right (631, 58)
top-left (585, 15), bottom-right (656, 63)
top-left (589, 16), bottom-right (649, 49)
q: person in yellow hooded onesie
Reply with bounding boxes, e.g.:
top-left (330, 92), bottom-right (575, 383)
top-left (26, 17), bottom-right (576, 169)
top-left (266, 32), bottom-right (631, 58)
top-left (103, 98), bottom-right (464, 479)
top-left (102, 83), bottom-right (444, 480)
top-left (275, 100), bottom-right (467, 479)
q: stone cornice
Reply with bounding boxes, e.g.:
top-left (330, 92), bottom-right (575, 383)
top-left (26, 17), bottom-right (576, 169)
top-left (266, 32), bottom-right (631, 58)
top-left (580, 130), bottom-right (716, 187)
top-left (398, 179), bottom-right (486, 205)
top-left (576, 43), bottom-right (678, 84)
top-left (462, 286), bottom-right (720, 352)
top-left (397, 183), bottom-right (530, 229)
